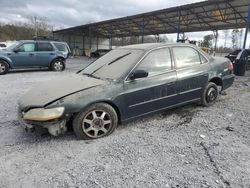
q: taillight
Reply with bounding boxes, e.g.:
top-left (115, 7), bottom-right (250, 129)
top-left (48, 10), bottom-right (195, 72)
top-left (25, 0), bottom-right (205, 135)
top-left (229, 62), bottom-right (234, 74)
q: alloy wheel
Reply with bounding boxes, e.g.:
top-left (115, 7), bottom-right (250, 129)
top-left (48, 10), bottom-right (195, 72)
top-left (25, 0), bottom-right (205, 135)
top-left (0, 62), bottom-right (6, 73)
top-left (82, 110), bottom-right (112, 138)
top-left (54, 61), bottom-right (64, 71)
top-left (206, 87), bottom-right (217, 103)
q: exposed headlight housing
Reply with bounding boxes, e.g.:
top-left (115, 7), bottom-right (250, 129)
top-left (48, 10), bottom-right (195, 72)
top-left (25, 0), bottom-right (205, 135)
top-left (23, 107), bottom-right (65, 121)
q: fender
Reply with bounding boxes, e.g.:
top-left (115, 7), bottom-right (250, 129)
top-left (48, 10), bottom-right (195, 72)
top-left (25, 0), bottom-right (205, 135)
top-left (0, 55), bottom-right (13, 68)
top-left (50, 56), bottom-right (66, 64)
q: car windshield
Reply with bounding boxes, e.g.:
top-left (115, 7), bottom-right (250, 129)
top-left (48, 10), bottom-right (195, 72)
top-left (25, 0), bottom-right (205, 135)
top-left (82, 48), bottom-right (144, 80)
top-left (5, 41), bottom-right (20, 50)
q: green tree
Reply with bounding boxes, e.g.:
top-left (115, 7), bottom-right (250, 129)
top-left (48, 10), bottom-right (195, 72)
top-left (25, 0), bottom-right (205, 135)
top-left (0, 16), bottom-right (52, 41)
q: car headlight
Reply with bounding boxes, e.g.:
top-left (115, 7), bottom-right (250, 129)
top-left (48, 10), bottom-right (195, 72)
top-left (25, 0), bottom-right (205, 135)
top-left (23, 107), bottom-right (65, 121)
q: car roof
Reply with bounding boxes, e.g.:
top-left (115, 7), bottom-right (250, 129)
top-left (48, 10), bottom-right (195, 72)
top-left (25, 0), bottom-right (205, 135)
top-left (19, 40), bottom-right (64, 43)
top-left (120, 42), bottom-right (197, 51)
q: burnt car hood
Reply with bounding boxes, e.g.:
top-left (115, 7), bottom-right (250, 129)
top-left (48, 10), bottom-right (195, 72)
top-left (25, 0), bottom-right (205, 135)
top-left (19, 74), bottom-right (107, 108)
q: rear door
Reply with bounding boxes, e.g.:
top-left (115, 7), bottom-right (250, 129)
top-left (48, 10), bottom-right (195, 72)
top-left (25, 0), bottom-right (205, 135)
top-left (172, 46), bottom-right (210, 102)
top-left (36, 42), bottom-right (55, 67)
top-left (10, 42), bottom-right (36, 68)
top-left (121, 47), bottom-right (178, 120)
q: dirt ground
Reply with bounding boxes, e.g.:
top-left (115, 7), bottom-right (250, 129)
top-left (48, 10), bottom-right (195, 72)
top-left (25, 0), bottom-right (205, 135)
top-left (0, 57), bottom-right (249, 188)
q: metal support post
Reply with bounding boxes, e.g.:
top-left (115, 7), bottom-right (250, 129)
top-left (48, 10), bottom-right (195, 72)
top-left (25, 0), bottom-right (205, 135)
top-left (141, 17), bottom-right (145, 43)
top-left (243, 5), bottom-right (250, 49)
top-left (177, 9), bottom-right (181, 42)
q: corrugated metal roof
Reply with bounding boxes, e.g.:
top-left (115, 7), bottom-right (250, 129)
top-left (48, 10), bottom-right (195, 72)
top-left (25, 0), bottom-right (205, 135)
top-left (54, 0), bottom-right (250, 37)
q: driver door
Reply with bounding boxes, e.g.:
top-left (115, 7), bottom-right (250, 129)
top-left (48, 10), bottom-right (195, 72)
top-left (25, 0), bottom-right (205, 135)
top-left (119, 47), bottom-right (178, 120)
top-left (10, 42), bottom-right (36, 68)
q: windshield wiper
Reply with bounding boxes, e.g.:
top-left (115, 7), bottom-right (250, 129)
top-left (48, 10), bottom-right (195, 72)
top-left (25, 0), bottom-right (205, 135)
top-left (90, 53), bottom-right (131, 75)
top-left (82, 73), bottom-right (101, 79)
top-left (108, 53), bottom-right (131, 65)
top-left (76, 69), bottom-right (83, 74)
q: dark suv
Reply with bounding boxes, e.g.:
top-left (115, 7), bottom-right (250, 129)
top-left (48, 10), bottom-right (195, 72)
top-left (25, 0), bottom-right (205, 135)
top-left (0, 40), bottom-right (71, 75)
top-left (225, 49), bottom-right (250, 70)
top-left (91, 49), bottom-right (111, 58)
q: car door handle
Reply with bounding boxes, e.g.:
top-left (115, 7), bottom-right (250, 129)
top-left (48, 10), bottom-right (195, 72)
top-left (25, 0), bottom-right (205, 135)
top-left (7, 53), bottom-right (12, 55)
top-left (50, 53), bottom-right (55, 55)
top-left (29, 53), bottom-right (34, 56)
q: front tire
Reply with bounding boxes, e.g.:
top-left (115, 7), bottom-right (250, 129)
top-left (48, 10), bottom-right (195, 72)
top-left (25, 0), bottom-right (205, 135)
top-left (73, 103), bottom-right (118, 140)
top-left (201, 82), bottom-right (218, 107)
top-left (0, 60), bottom-right (9, 75)
top-left (50, 59), bottom-right (65, 71)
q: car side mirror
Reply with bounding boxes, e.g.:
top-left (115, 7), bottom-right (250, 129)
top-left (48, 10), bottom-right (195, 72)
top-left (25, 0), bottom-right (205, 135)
top-left (129, 70), bottom-right (148, 80)
top-left (13, 49), bottom-right (20, 53)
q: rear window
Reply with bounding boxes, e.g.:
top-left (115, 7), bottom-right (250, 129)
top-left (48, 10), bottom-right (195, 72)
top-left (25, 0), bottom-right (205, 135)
top-left (37, 42), bottom-right (54, 51)
top-left (53, 43), bottom-right (68, 52)
top-left (231, 50), bottom-right (241, 55)
top-left (173, 47), bottom-right (201, 68)
top-left (0, 43), bottom-right (6, 47)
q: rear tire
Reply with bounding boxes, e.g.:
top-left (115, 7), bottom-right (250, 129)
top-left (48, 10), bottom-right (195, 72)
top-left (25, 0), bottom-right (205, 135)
top-left (0, 60), bottom-right (9, 75)
top-left (246, 60), bottom-right (250, 70)
top-left (201, 82), bottom-right (218, 107)
top-left (73, 103), bottom-right (118, 140)
top-left (50, 59), bottom-right (65, 71)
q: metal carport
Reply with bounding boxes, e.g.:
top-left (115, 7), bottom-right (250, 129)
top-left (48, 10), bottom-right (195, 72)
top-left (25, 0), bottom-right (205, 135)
top-left (53, 0), bottom-right (250, 52)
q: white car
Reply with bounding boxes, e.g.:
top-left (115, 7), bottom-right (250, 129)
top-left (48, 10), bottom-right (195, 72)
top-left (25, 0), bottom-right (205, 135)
top-left (0, 43), bottom-right (7, 50)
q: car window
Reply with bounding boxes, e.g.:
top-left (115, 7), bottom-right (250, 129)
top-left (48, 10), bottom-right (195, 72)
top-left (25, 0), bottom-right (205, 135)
top-left (53, 43), bottom-right (68, 52)
top-left (173, 47), bottom-right (201, 68)
top-left (136, 48), bottom-right (172, 76)
top-left (200, 54), bottom-right (208, 64)
top-left (17, 43), bottom-right (35, 52)
top-left (37, 42), bottom-right (54, 51)
top-left (0, 43), bottom-right (6, 47)
top-left (231, 50), bottom-right (241, 55)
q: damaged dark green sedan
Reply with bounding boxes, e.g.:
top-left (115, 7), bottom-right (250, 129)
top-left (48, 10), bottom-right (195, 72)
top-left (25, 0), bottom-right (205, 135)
top-left (18, 43), bottom-right (234, 140)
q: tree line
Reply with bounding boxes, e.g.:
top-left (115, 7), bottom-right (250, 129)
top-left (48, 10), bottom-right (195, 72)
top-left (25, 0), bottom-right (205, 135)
top-left (200, 29), bottom-right (246, 52)
top-left (0, 16), bottom-right (53, 41)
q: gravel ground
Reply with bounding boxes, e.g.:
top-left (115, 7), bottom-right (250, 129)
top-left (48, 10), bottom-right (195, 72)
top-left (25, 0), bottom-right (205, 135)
top-left (0, 57), bottom-right (250, 188)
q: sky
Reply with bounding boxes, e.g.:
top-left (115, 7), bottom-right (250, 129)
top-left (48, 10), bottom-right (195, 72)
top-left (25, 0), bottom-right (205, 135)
top-left (0, 0), bottom-right (205, 28)
top-left (0, 0), bottom-right (248, 48)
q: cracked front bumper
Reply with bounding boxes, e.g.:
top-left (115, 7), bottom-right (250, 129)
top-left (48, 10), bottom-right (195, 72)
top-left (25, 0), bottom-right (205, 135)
top-left (17, 109), bottom-right (67, 136)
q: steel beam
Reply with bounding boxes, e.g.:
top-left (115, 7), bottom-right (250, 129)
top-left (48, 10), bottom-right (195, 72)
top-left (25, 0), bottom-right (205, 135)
top-left (109, 24), bottom-right (113, 49)
top-left (88, 28), bottom-right (92, 49)
top-left (243, 5), bottom-right (250, 49)
top-left (177, 9), bottom-right (181, 42)
top-left (97, 36), bottom-right (99, 50)
top-left (141, 17), bottom-right (145, 43)
top-left (213, 30), bottom-right (218, 56)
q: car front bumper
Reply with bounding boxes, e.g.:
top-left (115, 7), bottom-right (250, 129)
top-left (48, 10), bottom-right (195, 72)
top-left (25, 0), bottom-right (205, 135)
top-left (17, 108), bottom-right (67, 136)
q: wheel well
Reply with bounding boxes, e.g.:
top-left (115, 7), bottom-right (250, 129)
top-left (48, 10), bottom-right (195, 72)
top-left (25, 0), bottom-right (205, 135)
top-left (209, 77), bottom-right (222, 87)
top-left (0, 59), bottom-right (11, 68)
top-left (50, 57), bottom-right (65, 65)
top-left (68, 101), bottom-right (122, 128)
top-left (103, 101), bottom-right (122, 124)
